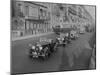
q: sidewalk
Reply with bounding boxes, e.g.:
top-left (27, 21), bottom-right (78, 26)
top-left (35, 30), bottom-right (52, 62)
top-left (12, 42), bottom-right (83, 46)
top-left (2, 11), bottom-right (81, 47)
top-left (11, 32), bottom-right (54, 41)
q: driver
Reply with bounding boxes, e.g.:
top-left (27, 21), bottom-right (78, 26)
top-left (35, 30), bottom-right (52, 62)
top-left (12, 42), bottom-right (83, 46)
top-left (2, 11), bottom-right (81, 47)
top-left (36, 42), bottom-right (43, 52)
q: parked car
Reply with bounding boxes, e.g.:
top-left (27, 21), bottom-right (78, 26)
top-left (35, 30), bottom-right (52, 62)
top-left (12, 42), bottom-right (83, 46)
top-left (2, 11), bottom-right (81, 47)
top-left (79, 27), bottom-right (85, 34)
top-left (70, 30), bottom-right (79, 40)
top-left (52, 26), bottom-right (61, 35)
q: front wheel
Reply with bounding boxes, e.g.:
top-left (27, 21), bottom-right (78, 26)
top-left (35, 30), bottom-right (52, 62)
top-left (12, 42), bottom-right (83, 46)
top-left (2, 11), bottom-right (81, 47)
top-left (42, 47), bottom-right (50, 60)
top-left (67, 40), bottom-right (71, 44)
top-left (53, 43), bottom-right (58, 52)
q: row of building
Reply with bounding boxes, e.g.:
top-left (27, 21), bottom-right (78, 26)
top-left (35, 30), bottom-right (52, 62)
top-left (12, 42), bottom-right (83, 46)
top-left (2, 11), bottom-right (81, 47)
top-left (11, 0), bottom-right (95, 38)
top-left (11, 0), bottom-right (52, 37)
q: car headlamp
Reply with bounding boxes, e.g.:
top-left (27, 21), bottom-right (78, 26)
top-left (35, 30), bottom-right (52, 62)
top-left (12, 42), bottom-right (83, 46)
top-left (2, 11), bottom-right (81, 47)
top-left (57, 38), bottom-right (60, 40)
top-left (32, 46), bottom-right (35, 49)
top-left (39, 46), bottom-right (43, 50)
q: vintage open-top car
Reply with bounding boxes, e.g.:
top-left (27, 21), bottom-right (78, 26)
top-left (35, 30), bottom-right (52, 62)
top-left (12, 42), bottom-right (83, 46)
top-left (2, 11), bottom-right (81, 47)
top-left (55, 36), bottom-right (70, 47)
top-left (56, 33), bottom-right (71, 46)
top-left (29, 38), bottom-right (58, 60)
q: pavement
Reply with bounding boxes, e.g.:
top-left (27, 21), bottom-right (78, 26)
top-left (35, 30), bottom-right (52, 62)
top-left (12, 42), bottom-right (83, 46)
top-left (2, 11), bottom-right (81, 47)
top-left (11, 32), bottom-right (94, 74)
top-left (11, 32), bottom-right (54, 41)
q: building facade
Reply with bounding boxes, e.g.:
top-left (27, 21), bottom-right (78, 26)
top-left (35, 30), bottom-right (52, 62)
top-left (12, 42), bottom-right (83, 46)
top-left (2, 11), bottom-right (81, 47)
top-left (11, 1), bottom-right (94, 38)
top-left (11, 1), bottom-right (51, 38)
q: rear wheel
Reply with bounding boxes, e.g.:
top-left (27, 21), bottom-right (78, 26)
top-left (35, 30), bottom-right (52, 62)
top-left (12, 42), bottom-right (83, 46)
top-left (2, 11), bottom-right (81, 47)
top-left (67, 39), bottom-right (71, 44)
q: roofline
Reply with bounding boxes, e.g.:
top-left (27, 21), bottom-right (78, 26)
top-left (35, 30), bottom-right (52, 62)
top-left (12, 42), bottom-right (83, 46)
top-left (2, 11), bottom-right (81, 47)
top-left (23, 1), bottom-right (48, 8)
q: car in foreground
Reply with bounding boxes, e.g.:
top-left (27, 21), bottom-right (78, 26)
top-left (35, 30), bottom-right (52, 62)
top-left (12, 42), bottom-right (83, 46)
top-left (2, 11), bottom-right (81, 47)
top-left (29, 38), bottom-right (58, 60)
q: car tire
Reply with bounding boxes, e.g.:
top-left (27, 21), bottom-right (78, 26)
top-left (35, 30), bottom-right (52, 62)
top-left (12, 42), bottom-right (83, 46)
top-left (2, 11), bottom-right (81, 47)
top-left (42, 47), bottom-right (50, 60)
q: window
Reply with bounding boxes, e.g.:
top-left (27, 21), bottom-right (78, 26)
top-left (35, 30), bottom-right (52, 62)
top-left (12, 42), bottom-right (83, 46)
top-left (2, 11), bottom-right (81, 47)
top-left (29, 6), bottom-right (38, 18)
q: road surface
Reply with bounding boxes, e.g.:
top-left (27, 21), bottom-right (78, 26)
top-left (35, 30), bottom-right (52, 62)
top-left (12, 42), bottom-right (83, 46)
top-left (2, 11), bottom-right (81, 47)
top-left (11, 32), bottom-right (94, 74)
top-left (59, 32), bottom-right (93, 71)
